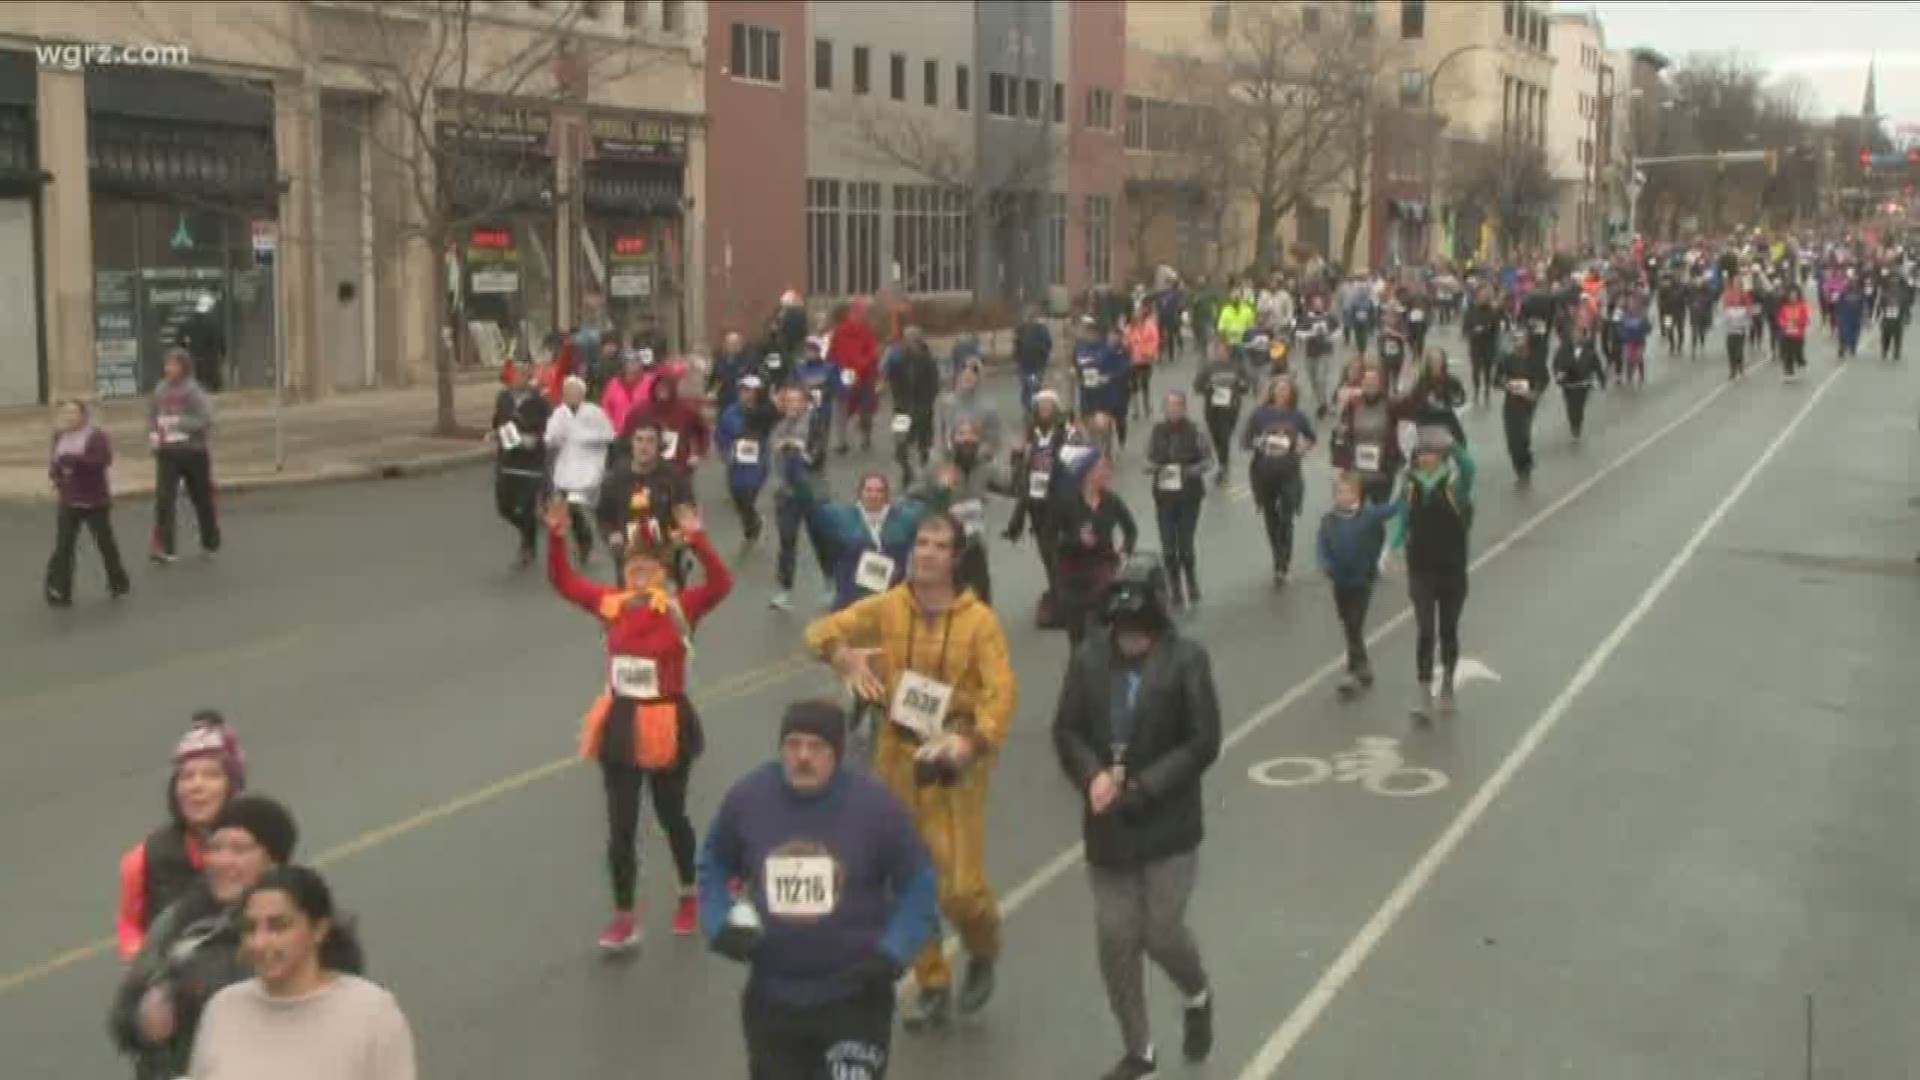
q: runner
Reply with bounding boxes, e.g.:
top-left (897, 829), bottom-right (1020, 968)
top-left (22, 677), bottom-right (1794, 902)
top-left (1240, 377), bottom-right (1317, 585)
top-left (148, 347), bottom-right (221, 565)
top-left (597, 423), bottom-right (696, 580)
top-left (1618, 294), bottom-right (1652, 387)
top-left (768, 384), bottom-right (829, 612)
top-left (1776, 286), bottom-right (1812, 383)
top-left (708, 331), bottom-right (762, 419)
top-left (1053, 450), bottom-right (1140, 648)
top-left (1317, 471), bottom-right (1402, 697)
top-left (1721, 274), bottom-right (1755, 380)
top-left (1295, 294), bottom-right (1339, 418)
top-left (1144, 390), bottom-right (1213, 608)
top-left (1495, 313), bottom-right (1551, 484)
top-left (1406, 348), bottom-right (1468, 447)
top-left (699, 700), bottom-right (939, 1080)
top-left (831, 299), bottom-right (882, 454)
top-left (545, 376), bottom-right (617, 565)
top-left (1003, 390), bottom-right (1073, 595)
top-left (1334, 364), bottom-right (1407, 506)
top-left (1126, 303), bottom-right (1160, 420)
top-left (715, 374), bottom-right (779, 543)
top-left (1052, 555), bottom-right (1221, 1080)
top-left (1876, 265), bottom-right (1910, 361)
top-left (45, 400), bottom-right (130, 606)
top-left (1192, 340), bottom-right (1251, 479)
top-left (1076, 318), bottom-right (1133, 451)
top-left (487, 362), bottom-right (551, 567)
top-left (933, 359), bottom-right (1006, 460)
top-left (117, 713), bottom-right (247, 961)
top-left (628, 357), bottom-right (711, 471)
top-left (1389, 425), bottom-right (1477, 724)
top-left (803, 513), bottom-right (1018, 1030)
top-left (793, 471), bottom-right (936, 612)
top-left (796, 336), bottom-right (841, 462)
top-left (111, 795), bottom-right (299, 1080)
top-left (1554, 319), bottom-right (1606, 442)
top-left (887, 328), bottom-right (942, 487)
top-left (544, 496), bottom-right (733, 948)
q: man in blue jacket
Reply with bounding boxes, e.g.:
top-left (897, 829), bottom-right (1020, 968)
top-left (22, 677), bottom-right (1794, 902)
top-left (700, 700), bottom-right (939, 1080)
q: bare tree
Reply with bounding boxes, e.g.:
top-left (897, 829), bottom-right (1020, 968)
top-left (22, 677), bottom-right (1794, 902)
top-left (162, 0), bottom-right (660, 433)
top-left (1181, 3), bottom-right (1388, 275)
top-left (1446, 139), bottom-right (1557, 261)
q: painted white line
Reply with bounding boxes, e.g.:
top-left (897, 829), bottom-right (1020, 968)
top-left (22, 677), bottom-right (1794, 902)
top-left (905, 360), bottom-right (1766, 986)
top-left (1231, 361), bottom-right (1845, 1078)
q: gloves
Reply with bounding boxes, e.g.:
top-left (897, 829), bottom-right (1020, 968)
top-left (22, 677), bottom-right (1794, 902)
top-left (710, 897), bottom-right (763, 963)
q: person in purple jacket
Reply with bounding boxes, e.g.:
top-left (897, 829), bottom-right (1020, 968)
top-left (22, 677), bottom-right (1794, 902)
top-left (699, 699), bottom-right (938, 1079)
top-left (45, 399), bottom-right (130, 606)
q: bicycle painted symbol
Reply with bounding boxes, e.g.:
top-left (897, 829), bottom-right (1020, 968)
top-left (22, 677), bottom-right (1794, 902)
top-left (1247, 736), bottom-right (1449, 797)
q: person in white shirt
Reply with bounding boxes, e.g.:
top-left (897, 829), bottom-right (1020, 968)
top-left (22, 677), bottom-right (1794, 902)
top-left (545, 376), bottom-right (617, 563)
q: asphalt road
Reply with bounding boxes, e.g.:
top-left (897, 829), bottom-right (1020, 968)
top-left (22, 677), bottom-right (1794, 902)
top-left (2, 324), bottom-right (1916, 1080)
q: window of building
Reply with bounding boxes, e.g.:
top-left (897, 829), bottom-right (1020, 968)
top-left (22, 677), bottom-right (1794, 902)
top-left (925, 59), bottom-right (939, 107)
top-left (1539, 18), bottom-right (1550, 51)
top-left (890, 53), bottom-right (906, 101)
top-left (957, 65), bottom-right (971, 111)
top-left (814, 39), bottom-right (833, 92)
top-left (1052, 82), bottom-right (1065, 123)
top-left (1209, 1), bottom-right (1230, 36)
top-left (1084, 194), bottom-right (1112, 287)
top-left (1401, 0), bottom-right (1425, 38)
top-left (847, 181), bottom-right (881, 295)
top-left (1352, 0), bottom-right (1376, 33)
top-left (1302, 3), bottom-right (1321, 32)
top-left (729, 24), bottom-right (782, 84)
top-left (1503, 0), bottom-right (1516, 36)
top-left (1123, 94), bottom-right (1144, 149)
top-left (1085, 87), bottom-right (1114, 130)
top-left (660, 0), bottom-right (681, 31)
top-left (806, 178), bottom-right (842, 297)
top-left (581, 1), bottom-right (602, 18)
top-left (853, 46), bottom-right (870, 95)
top-left (623, 1), bottom-right (641, 28)
top-left (1023, 77), bottom-right (1042, 121)
top-left (1399, 68), bottom-right (1424, 107)
top-left (1046, 192), bottom-right (1066, 287)
top-left (988, 72), bottom-right (1009, 117)
top-left (892, 184), bottom-right (973, 294)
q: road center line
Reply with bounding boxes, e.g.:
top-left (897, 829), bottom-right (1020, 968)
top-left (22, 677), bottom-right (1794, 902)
top-left (929, 358), bottom-right (1764, 973)
top-left (1231, 361), bottom-right (1844, 1078)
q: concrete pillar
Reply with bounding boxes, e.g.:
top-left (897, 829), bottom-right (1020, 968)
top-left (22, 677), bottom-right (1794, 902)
top-left (275, 76), bottom-right (324, 401)
top-left (683, 121), bottom-right (707, 352)
top-left (37, 68), bottom-right (93, 402)
top-left (554, 115), bottom-right (578, 332)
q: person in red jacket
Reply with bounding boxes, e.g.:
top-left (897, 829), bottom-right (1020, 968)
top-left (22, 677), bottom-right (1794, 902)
top-left (831, 297), bottom-right (882, 453)
top-left (1775, 287), bottom-right (1811, 383)
top-left (544, 496), bottom-right (733, 949)
top-left (116, 712), bottom-right (247, 961)
top-left (625, 364), bottom-right (710, 469)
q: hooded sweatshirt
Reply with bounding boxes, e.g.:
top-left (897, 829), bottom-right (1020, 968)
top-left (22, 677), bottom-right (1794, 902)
top-left (933, 382), bottom-right (1004, 457)
top-left (148, 377), bottom-right (214, 454)
top-left (830, 300), bottom-right (882, 391)
top-left (51, 424), bottom-right (114, 508)
top-left (627, 376), bottom-right (710, 465)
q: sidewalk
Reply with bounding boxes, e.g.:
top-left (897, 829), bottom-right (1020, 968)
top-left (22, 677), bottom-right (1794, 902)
top-left (0, 324), bottom-right (1062, 505)
top-left (0, 380), bottom-right (501, 505)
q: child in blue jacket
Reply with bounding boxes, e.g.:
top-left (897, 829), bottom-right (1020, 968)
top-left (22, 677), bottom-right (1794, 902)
top-left (714, 375), bottom-right (780, 541)
top-left (1317, 469), bottom-right (1402, 695)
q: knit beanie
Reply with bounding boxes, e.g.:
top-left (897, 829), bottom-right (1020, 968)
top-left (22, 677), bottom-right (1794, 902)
top-left (212, 795), bottom-right (300, 865)
top-left (778, 700), bottom-right (847, 762)
top-left (173, 711), bottom-right (247, 792)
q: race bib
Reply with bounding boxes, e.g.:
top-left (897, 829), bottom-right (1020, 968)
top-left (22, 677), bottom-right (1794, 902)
top-left (1210, 387), bottom-right (1234, 409)
top-left (809, 388), bottom-right (824, 408)
top-left (854, 550), bottom-right (895, 594)
top-left (765, 356), bottom-right (784, 371)
top-left (1262, 433), bottom-right (1292, 456)
top-left (1354, 309), bottom-right (1370, 323)
top-left (951, 498), bottom-right (985, 537)
top-left (1156, 464), bottom-right (1184, 492)
top-left (609, 656), bottom-right (660, 700)
top-left (733, 440), bottom-right (761, 465)
top-left (1410, 309), bottom-right (1426, 323)
top-left (1507, 378), bottom-right (1529, 395)
top-left (1382, 338), bottom-right (1402, 358)
top-left (1355, 443), bottom-right (1382, 472)
top-left (1028, 470), bottom-right (1051, 500)
top-left (890, 670), bottom-right (953, 740)
top-left (566, 490), bottom-right (590, 507)
top-left (1080, 367), bottom-right (1101, 388)
top-left (1528, 319), bottom-right (1548, 336)
top-left (840, 368), bottom-right (857, 387)
top-left (891, 413), bottom-right (912, 435)
top-left (158, 416), bottom-right (188, 445)
top-left (764, 855), bottom-right (837, 918)
top-left (496, 421), bottom-right (522, 451)
top-left (660, 429), bottom-right (680, 459)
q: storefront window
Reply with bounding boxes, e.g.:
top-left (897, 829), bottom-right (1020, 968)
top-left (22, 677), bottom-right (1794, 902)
top-left (458, 216), bottom-right (554, 366)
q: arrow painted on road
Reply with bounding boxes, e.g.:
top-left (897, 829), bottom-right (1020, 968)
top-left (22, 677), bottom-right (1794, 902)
top-left (1432, 657), bottom-right (1500, 694)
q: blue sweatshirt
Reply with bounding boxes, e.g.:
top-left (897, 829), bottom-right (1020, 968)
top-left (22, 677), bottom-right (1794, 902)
top-left (698, 763), bottom-right (940, 1007)
top-left (1316, 501), bottom-right (1401, 589)
top-left (1074, 341), bottom-right (1129, 417)
top-left (791, 473), bottom-right (939, 611)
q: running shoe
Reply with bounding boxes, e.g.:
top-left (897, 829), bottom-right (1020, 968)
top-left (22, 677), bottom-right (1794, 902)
top-left (901, 986), bottom-right (952, 1030)
top-left (1183, 990), bottom-right (1214, 1061)
top-left (957, 957), bottom-right (995, 1016)
top-left (1101, 1049), bottom-right (1158, 1080)
top-left (671, 895), bottom-right (698, 937)
top-left (769, 590), bottom-right (793, 611)
top-left (598, 911), bottom-right (640, 951)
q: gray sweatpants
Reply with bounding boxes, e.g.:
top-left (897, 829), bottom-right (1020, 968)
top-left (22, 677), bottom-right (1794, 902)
top-left (1089, 850), bottom-right (1209, 1057)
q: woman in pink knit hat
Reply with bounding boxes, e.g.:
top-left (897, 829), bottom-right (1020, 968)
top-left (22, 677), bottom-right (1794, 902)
top-left (115, 711), bottom-right (246, 961)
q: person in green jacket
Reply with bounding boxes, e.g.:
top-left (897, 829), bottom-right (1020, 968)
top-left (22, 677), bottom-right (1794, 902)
top-left (1214, 288), bottom-right (1257, 363)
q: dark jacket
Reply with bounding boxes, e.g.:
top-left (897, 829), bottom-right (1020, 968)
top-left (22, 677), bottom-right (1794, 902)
top-left (491, 387), bottom-right (552, 476)
top-left (50, 427), bottom-right (114, 508)
top-left (1053, 629), bottom-right (1223, 869)
top-left (109, 884), bottom-right (249, 1080)
top-left (888, 343), bottom-right (942, 417)
top-left (596, 456), bottom-right (695, 539)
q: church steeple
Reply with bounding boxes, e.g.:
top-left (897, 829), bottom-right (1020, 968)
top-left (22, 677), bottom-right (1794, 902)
top-left (1863, 53), bottom-right (1879, 123)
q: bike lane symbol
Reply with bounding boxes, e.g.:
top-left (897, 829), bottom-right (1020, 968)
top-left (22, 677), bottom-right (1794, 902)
top-left (1248, 736), bottom-right (1449, 797)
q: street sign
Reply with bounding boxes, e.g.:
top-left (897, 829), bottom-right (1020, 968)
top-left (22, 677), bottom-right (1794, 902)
top-left (251, 219), bottom-right (278, 261)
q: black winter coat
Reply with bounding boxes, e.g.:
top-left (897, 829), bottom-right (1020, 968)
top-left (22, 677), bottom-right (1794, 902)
top-left (1053, 630), bottom-right (1222, 869)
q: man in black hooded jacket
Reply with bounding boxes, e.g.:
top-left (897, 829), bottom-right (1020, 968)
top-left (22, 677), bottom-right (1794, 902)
top-left (1052, 555), bottom-right (1221, 1080)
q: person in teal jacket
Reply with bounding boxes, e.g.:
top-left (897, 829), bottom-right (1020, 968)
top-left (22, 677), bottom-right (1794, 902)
top-left (1388, 425), bottom-right (1476, 722)
top-left (789, 468), bottom-right (948, 613)
top-left (714, 375), bottom-right (780, 541)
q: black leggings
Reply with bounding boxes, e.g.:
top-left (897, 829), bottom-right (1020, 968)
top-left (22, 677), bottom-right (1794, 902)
top-left (154, 449), bottom-right (220, 555)
top-left (1205, 411), bottom-right (1236, 472)
top-left (1252, 473), bottom-right (1300, 572)
top-left (1408, 570), bottom-right (1468, 684)
top-left (494, 470), bottom-right (541, 552)
top-left (1128, 366), bottom-right (1153, 415)
top-left (601, 758), bottom-right (697, 910)
top-left (745, 981), bottom-right (894, 1080)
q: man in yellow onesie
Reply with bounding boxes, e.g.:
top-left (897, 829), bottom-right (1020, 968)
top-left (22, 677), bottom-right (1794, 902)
top-left (804, 510), bottom-right (1017, 1030)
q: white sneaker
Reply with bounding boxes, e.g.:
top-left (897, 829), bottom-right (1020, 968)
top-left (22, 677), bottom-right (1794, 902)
top-left (769, 591), bottom-right (793, 611)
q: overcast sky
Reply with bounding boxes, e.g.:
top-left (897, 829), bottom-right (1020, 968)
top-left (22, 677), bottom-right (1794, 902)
top-left (1578, 1), bottom-right (1920, 136)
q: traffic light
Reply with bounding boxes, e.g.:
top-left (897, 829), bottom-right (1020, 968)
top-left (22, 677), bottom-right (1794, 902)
top-left (1860, 146), bottom-right (1871, 169)
top-left (1908, 148), bottom-right (1920, 166)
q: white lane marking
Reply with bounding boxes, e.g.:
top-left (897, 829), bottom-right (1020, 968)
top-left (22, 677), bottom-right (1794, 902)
top-left (904, 358), bottom-right (1766, 989)
top-left (1231, 361), bottom-right (1845, 1078)
top-left (1248, 736), bottom-right (1450, 798)
top-left (1438, 657), bottom-right (1501, 691)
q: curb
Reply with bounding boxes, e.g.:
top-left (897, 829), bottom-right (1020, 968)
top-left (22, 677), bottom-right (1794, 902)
top-left (0, 446), bottom-right (493, 507)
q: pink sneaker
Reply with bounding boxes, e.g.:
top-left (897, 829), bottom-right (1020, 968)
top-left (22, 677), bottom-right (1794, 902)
top-left (672, 895), bottom-right (698, 937)
top-left (598, 911), bottom-right (640, 951)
